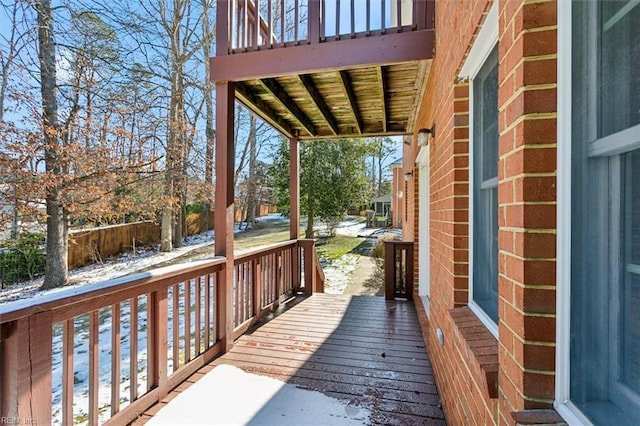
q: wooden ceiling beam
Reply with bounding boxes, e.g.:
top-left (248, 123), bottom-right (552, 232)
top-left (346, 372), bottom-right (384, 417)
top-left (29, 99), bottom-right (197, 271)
top-left (377, 66), bottom-right (387, 133)
top-left (297, 74), bottom-right (339, 136)
top-left (234, 82), bottom-right (295, 138)
top-left (338, 70), bottom-right (363, 135)
top-left (259, 78), bottom-right (316, 137)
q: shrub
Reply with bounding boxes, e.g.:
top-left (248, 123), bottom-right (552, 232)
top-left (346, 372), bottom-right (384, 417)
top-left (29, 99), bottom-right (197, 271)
top-left (370, 232), bottom-right (400, 270)
top-left (0, 233), bottom-right (45, 287)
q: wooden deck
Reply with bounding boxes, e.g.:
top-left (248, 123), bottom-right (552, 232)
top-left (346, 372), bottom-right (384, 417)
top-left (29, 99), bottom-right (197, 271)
top-left (134, 294), bottom-right (446, 425)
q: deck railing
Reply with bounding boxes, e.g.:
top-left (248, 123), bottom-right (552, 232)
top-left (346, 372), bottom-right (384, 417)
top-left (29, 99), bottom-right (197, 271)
top-left (232, 240), bottom-right (301, 337)
top-left (223, 0), bottom-right (435, 53)
top-left (0, 240), bottom-right (324, 425)
top-left (384, 240), bottom-right (414, 300)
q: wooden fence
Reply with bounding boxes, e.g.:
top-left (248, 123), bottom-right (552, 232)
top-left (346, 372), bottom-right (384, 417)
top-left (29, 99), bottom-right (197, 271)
top-left (0, 239), bottom-right (325, 425)
top-left (68, 212), bottom-right (216, 269)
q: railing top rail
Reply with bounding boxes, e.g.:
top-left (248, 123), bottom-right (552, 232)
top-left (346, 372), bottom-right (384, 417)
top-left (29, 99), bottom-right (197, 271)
top-left (234, 239), bottom-right (299, 264)
top-left (0, 257), bottom-right (226, 325)
top-left (384, 240), bottom-right (414, 247)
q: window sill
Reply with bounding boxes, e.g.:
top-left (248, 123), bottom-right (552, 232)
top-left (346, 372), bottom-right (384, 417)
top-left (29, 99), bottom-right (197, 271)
top-left (449, 306), bottom-right (499, 399)
top-left (511, 409), bottom-right (566, 425)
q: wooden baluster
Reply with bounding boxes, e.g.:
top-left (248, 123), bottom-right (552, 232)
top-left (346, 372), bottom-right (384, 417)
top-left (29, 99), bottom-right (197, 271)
top-left (381, 0), bottom-right (386, 31)
top-left (350, 0), bottom-right (355, 37)
top-left (89, 310), bottom-right (99, 426)
top-left (280, 0), bottom-right (285, 42)
top-left (294, 0), bottom-right (299, 42)
top-left (267, 0), bottom-right (273, 47)
top-left (130, 297), bottom-right (138, 402)
top-left (253, 258), bottom-right (262, 317)
top-left (172, 284), bottom-right (179, 372)
top-left (195, 277), bottom-right (202, 354)
top-left (204, 276), bottom-right (211, 347)
top-left (366, 0), bottom-right (371, 34)
top-left (185, 280), bottom-right (191, 362)
top-left (111, 304), bottom-right (121, 416)
top-left (276, 250), bottom-right (282, 306)
top-left (253, 0), bottom-right (259, 47)
top-left (62, 319), bottom-right (74, 424)
top-left (335, 0), bottom-right (340, 37)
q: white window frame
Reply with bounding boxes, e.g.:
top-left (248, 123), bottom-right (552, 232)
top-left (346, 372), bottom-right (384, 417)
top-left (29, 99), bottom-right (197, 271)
top-left (416, 146), bottom-right (430, 316)
top-left (556, 1), bottom-right (640, 424)
top-left (459, 2), bottom-right (499, 338)
top-left (555, 2), bottom-right (586, 423)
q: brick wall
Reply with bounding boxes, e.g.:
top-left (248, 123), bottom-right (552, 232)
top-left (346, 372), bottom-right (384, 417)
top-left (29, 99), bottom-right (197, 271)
top-left (496, 0), bottom-right (557, 421)
top-left (407, 0), bottom-right (559, 425)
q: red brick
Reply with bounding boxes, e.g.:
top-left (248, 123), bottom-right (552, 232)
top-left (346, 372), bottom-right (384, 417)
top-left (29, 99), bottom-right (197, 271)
top-left (514, 231), bottom-right (556, 259)
top-left (518, 118), bottom-right (557, 146)
top-left (518, 342), bottom-right (555, 371)
top-left (523, 315), bottom-right (555, 342)
top-left (522, 259), bottom-right (555, 285)
top-left (513, 284), bottom-right (556, 314)
top-left (522, 1), bottom-right (557, 30)
top-left (522, 203), bottom-right (556, 229)
top-left (516, 175), bottom-right (556, 202)
top-left (522, 28), bottom-right (557, 57)
top-left (517, 58), bottom-right (557, 86)
top-left (523, 371), bottom-right (555, 400)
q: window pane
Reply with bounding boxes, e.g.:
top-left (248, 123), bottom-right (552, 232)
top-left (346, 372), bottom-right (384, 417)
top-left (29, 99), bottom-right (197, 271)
top-left (472, 46), bottom-right (499, 323)
top-left (621, 149), bottom-right (640, 393)
top-left (600, 0), bottom-right (640, 137)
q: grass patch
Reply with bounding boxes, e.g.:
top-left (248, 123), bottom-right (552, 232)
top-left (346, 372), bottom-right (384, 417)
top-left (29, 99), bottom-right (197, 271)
top-left (316, 235), bottom-right (365, 261)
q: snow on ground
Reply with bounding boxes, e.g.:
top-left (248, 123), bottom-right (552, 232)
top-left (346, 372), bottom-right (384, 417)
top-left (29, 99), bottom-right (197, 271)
top-left (0, 213), bottom-right (382, 426)
top-left (148, 364), bottom-right (370, 425)
top-left (321, 254), bottom-right (360, 295)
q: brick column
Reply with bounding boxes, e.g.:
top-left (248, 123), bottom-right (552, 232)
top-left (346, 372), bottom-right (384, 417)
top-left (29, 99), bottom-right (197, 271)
top-left (496, 0), bottom-right (557, 423)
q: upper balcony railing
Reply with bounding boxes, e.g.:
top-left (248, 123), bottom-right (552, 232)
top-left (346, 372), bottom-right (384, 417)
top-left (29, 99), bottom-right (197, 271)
top-left (221, 0), bottom-right (434, 54)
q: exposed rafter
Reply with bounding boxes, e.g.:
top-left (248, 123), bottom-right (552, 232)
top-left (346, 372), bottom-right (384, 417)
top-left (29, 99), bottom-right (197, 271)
top-left (297, 74), bottom-right (339, 136)
top-left (259, 78), bottom-right (316, 137)
top-left (377, 66), bottom-right (388, 133)
top-left (338, 70), bottom-right (363, 135)
top-left (234, 82), bottom-right (295, 138)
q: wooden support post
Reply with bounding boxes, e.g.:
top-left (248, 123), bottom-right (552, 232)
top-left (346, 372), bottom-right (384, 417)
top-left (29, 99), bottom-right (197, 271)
top-left (216, 0), bottom-right (230, 56)
top-left (385, 241), bottom-right (395, 300)
top-left (0, 313), bottom-right (52, 425)
top-left (289, 137), bottom-right (300, 240)
top-left (308, 0), bottom-right (321, 43)
top-left (300, 239), bottom-right (316, 295)
top-left (148, 288), bottom-right (168, 399)
top-left (405, 243), bottom-right (414, 301)
top-left (215, 81), bottom-right (236, 352)
top-left (290, 137), bottom-right (301, 292)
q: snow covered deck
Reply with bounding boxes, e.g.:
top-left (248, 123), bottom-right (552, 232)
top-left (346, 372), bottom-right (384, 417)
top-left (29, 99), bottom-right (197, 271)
top-left (133, 294), bottom-right (446, 425)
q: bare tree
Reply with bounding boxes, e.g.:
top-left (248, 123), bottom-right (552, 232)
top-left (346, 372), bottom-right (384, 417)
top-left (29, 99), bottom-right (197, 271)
top-left (34, 0), bottom-right (68, 288)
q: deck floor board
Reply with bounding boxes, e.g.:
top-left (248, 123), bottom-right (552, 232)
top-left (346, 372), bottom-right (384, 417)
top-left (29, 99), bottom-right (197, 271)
top-left (135, 294), bottom-right (446, 425)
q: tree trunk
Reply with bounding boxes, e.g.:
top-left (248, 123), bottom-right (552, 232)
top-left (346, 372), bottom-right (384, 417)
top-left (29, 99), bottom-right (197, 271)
top-left (305, 207), bottom-right (314, 239)
top-left (36, 0), bottom-right (69, 288)
top-left (202, 0), bottom-right (215, 213)
top-left (245, 115), bottom-right (257, 225)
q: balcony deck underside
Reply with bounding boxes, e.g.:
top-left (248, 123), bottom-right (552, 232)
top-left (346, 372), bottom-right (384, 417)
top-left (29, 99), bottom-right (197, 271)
top-left (211, 30), bottom-right (434, 140)
top-left (134, 294), bottom-right (446, 425)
